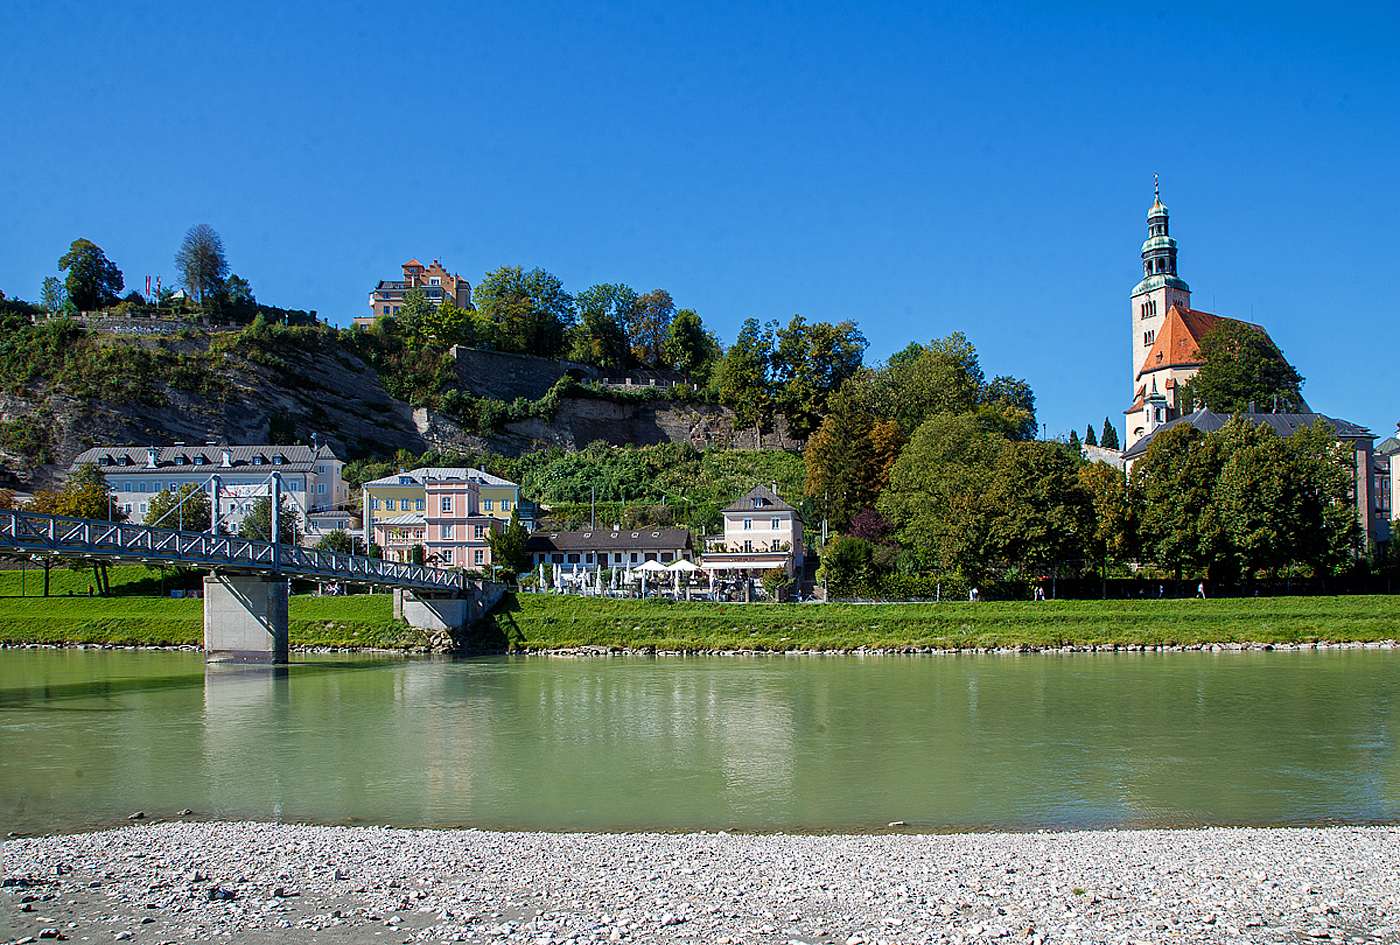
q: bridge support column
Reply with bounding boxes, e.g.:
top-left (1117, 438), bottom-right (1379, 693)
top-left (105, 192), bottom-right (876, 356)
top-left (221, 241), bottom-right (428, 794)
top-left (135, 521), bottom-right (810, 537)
top-left (204, 574), bottom-right (289, 664)
top-left (394, 588), bottom-right (470, 632)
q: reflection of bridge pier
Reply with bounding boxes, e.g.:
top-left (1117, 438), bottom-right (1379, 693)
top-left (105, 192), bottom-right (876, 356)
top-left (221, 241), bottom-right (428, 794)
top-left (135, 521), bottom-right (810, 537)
top-left (204, 574), bottom-right (290, 663)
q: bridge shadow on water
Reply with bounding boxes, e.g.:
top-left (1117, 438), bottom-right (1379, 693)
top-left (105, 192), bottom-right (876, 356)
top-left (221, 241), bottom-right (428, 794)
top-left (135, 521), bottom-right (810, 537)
top-left (0, 657), bottom-right (403, 708)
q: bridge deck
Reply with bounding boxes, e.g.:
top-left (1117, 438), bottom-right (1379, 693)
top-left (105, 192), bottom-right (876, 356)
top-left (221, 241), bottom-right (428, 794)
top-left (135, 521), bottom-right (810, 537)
top-left (0, 509), bottom-right (462, 593)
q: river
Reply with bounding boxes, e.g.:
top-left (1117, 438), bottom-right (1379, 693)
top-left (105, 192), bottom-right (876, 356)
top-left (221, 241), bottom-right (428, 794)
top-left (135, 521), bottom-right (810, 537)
top-left (2, 648), bottom-right (1397, 836)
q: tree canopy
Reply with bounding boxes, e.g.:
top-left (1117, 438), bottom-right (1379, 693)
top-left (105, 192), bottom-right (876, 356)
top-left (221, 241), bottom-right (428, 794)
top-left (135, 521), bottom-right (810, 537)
top-left (1187, 320), bottom-right (1305, 413)
top-left (28, 463), bottom-right (126, 521)
top-left (58, 239), bottom-right (124, 311)
top-left (472, 266), bottom-right (575, 357)
top-left (144, 483), bottom-right (213, 532)
top-left (174, 224), bottom-right (230, 311)
top-left (237, 496), bottom-right (303, 546)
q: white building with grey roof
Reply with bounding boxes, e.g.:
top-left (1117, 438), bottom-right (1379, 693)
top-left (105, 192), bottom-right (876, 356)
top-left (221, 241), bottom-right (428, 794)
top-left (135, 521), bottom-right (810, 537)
top-left (68, 444), bottom-right (350, 544)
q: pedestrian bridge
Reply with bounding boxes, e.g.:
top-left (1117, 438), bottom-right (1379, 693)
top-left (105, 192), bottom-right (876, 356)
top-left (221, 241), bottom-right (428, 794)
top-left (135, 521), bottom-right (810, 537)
top-left (0, 507), bottom-right (487, 663)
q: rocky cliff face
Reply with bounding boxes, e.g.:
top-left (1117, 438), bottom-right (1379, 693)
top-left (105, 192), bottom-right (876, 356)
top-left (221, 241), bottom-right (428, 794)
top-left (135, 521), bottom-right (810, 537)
top-left (0, 332), bottom-right (793, 490)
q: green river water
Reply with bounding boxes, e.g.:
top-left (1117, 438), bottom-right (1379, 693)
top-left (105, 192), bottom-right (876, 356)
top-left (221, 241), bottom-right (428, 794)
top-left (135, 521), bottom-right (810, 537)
top-left (1, 648), bottom-right (1397, 835)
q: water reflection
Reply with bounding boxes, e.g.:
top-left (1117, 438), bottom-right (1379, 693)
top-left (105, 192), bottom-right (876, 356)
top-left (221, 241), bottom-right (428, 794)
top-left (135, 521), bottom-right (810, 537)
top-left (1, 649), bottom-right (1398, 836)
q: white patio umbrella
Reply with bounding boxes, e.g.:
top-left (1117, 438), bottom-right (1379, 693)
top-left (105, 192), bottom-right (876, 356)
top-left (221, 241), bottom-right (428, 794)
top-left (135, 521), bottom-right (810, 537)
top-left (538, 563), bottom-right (546, 593)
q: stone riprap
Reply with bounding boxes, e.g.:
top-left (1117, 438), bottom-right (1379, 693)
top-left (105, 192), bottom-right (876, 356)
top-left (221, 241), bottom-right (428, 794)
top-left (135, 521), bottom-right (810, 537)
top-left (5, 823), bottom-right (1399, 944)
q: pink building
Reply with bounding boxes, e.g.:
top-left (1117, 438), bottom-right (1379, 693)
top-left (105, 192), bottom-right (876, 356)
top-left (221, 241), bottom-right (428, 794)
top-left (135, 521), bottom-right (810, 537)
top-left (424, 474), bottom-right (501, 571)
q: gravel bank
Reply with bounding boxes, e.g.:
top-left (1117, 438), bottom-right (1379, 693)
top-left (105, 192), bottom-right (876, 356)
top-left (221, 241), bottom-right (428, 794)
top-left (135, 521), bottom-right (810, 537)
top-left (5, 823), bottom-right (1399, 944)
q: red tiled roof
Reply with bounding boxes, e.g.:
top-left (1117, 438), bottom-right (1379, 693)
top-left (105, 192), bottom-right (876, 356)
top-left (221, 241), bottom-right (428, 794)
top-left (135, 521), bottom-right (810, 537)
top-left (1136, 306), bottom-right (1270, 381)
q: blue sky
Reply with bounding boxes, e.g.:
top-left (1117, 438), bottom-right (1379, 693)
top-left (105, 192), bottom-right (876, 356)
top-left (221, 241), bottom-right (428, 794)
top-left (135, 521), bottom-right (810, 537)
top-left (3, 1), bottom-right (1397, 444)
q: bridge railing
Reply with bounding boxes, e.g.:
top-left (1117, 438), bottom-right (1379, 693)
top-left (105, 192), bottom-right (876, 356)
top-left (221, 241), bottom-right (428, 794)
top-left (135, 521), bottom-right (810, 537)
top-left (0, 508), bottom-right (462, 593)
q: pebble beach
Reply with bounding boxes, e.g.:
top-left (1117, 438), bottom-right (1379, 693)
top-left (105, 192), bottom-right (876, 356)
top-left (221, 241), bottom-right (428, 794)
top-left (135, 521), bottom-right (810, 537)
top-left (5, 822), bottom-right (1399, 945)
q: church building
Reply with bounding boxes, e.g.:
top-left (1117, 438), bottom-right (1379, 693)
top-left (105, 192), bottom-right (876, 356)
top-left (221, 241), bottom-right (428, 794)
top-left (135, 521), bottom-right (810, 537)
top-left (1123, 185), bottom-right (1290, 448)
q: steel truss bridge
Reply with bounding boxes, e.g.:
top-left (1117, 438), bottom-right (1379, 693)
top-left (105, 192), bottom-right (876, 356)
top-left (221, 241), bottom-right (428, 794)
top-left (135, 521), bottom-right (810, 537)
top-left (0, 508), bottom-right (463, 593)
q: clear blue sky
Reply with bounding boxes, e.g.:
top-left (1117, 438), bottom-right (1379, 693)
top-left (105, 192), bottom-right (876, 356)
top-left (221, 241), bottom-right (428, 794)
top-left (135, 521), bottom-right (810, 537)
top-left (4, 1), bottom-right (1397, 443)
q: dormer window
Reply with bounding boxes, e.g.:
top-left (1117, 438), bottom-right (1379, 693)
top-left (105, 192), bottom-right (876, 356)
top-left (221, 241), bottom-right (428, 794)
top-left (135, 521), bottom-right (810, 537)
top-left (195, 455), bottom-right (207, 465)
top-left (273, 456), bottom-right (285, 465)
top-left (253, 456), bottom-right (265, 465)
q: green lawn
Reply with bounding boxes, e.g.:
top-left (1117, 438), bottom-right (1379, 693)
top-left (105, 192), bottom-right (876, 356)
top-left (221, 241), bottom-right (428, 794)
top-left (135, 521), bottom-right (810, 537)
top-left (1, 565), bottom-right (1396, 652)
top-left (487, 593), bottom-right (1400, 652)
top-left (0, 566), bottom-right (417, 648)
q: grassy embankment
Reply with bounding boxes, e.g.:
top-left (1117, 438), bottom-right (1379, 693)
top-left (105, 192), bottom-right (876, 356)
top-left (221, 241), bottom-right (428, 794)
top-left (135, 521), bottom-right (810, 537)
top-left (0, 566), bottom-right (419, 649)
top-left (1, 566), bottom-right (1397, 651)
top-left (479, 592), bottom-right (1400, 652)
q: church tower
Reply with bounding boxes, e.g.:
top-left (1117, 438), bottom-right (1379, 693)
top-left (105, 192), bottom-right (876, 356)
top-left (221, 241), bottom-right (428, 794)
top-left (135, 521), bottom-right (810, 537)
top-left (1130, 180), bottom-right (1191, 398)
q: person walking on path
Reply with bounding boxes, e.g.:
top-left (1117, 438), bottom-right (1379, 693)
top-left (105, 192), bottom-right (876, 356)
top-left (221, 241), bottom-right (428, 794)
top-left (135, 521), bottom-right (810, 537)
top-left (1196, 582), bottom-right (1206, 599)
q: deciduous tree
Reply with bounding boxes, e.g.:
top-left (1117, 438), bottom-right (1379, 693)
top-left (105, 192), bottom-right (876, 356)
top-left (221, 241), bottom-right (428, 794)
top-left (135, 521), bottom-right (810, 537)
top-left (663, 308), bottom-right (721, 384)
top-left (238, 495), bottom-right (303, 545)
top-left (473, 266), bottom-right (575, 358)
top-left (572, 283), bottom-right (636, 369)
top-left (628, 289), bottom-right (676, 367)
top-left (1190, 320), bottom-right (1305, 413)
top-left (771, 315), bottom-right (867, 441)
top-left (28, 463), bottom-right (126, 521)
top-left (486, 510), bottom-right (530, 578)
top-left (58, 239), bottom-right (124, 311)
top-left (144, 483), bottom-right (212, 532)
top-left (803, 392), bottom-right (903, 531)
top-left (174, 224), bottom-right (230, 311)
top-left (717, 318), bottom-right (774, 432)
top-left (876, 411), bottom-right (1002, 570)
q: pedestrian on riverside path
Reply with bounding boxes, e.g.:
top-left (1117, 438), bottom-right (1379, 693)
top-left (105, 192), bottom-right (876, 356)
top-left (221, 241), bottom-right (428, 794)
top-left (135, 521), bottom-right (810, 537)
top-left (1196, 582), bottom-right (1206, 599)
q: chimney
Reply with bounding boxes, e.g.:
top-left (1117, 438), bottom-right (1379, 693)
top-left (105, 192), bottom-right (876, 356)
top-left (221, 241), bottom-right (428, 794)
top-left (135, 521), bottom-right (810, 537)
top-left (221, 448), bottom-right (232, 467)
top-left (146, 447), bottom-right (158, 469)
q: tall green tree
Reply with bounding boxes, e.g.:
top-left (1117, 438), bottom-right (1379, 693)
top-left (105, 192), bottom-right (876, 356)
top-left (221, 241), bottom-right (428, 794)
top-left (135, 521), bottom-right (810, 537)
top-left (28, 462), bottom-right (126, 521)
top-left (946, 441), bottom-right (1093, 577)
top-left (717, 318), bottom-right (775, 432)
top-left (572, 283), bottom-right (636, 369)
top-left (40, 276), bottom-right (68, 313)
top-left (420, 299), bottom-right (474, 347)
top-left (846, 332), bottom-right (987, 435)
top-left (803, 392), bottom-right (903, 531)
top-left (1085, 424), bottom-right (1098, 447)
top-left (223, 274), bottom-right (257, 322)
top-left (1100, 418), bottom-right (1120, 450)
top-left (628, 289), bottom-right (676, 367)
top-left (1132, 422), bottom-right (1230, 578)
top-left (876, 412), bottom-right (1003, 570)
top-left (663, 308), bottom-right (721, 384)
top-left (1190, 320), bottom-right (1305, 413)
top-left (978, 376), bottom-right (1038, 441)
top-left (486, 509), bottom-right (530, 578)
top-left (472, 266), bottom-right (575, 357)
top-left (771, 315), bottom-right (868, 441)
top-left (58, 239), bottom-right (124, 311)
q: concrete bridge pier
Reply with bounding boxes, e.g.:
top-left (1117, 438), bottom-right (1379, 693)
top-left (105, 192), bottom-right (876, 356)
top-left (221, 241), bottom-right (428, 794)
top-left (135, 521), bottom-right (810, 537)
top-left (393, 588), bottom-right (471, 632)
top-left (204, 574), bottom-right (289, 664)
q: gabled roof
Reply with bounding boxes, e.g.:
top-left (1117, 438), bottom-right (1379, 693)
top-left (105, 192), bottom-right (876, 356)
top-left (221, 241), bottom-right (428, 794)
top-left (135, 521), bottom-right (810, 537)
top-left (1123, 409), bottom-right (1374, 460)
top-left (71, 444), bottom-right (338, 474)
top-left (364, 467), bottom-right (518, 488)
top-left (723, 485), bottom-right (796, 513)
top-left (1136, 306), bottom-right (1271, 382)
top-left (1376, 436), bottom-right (1400, 456)
top-left (403, 259), bottom-right (423, 269)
